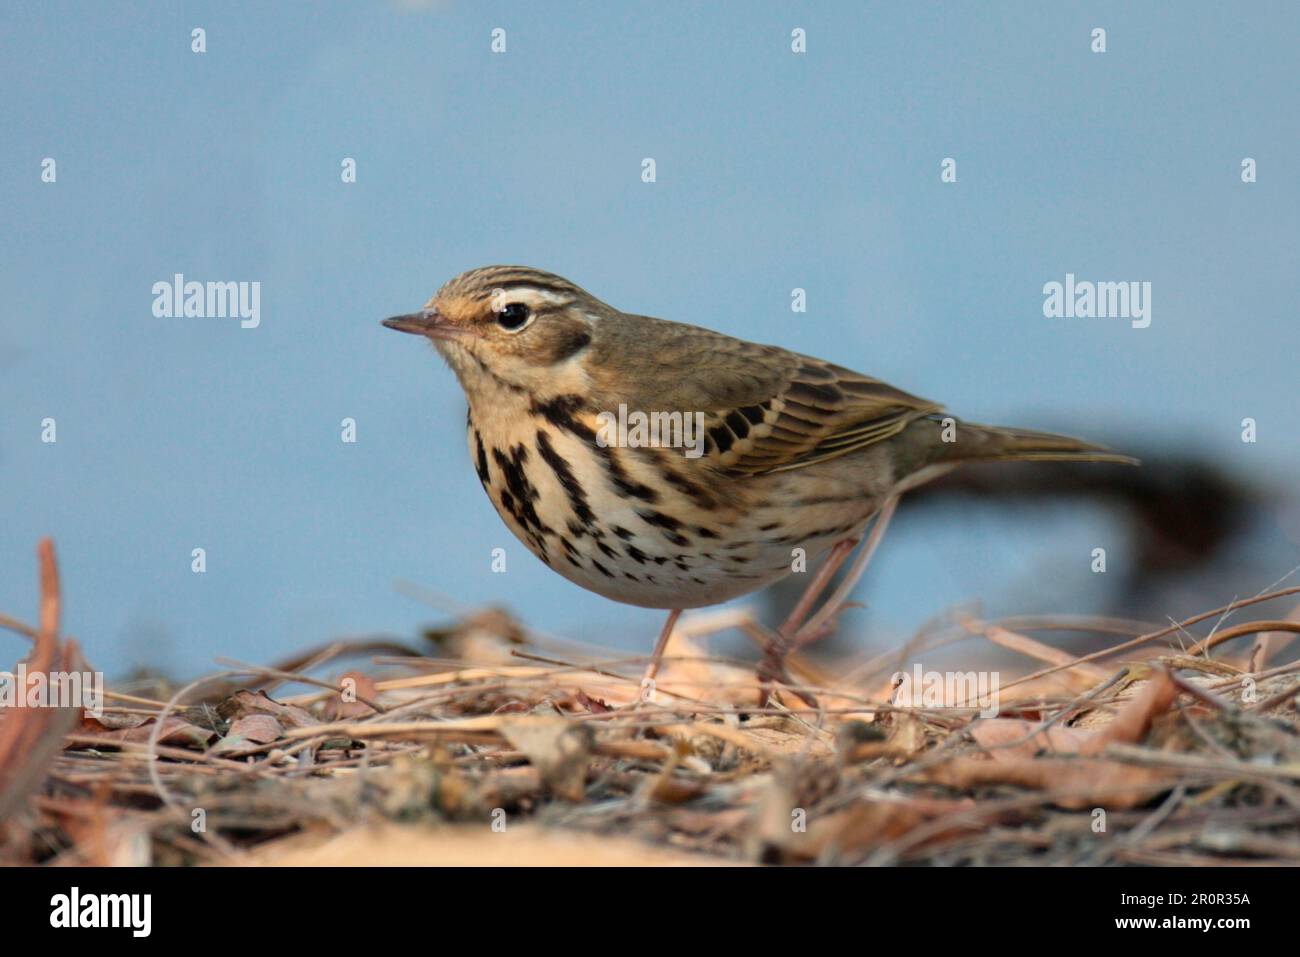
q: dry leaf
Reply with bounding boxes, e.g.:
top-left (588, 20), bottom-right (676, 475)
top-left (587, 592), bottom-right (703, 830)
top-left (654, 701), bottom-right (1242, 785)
top-left (572, 689), bottom-right (612, 714)
top-left (928, 670), bottom-right (1181, 809)
top-left (75, 715), bottom-right (215, 749)
top-left (217, 689), bottom-right (319, 730)
top-left (500, 718), bottom-right (593, 801)
top-left (802, 794), bottom-right (978, 859)
top-left (932, 754), bottom-right (1174, 811)
top-left (78, 711), bottom-right (149, 732)
top-left (970, 719), bottom-right (1091, 762)
top-left (322, 672), bottom-right (379, 721)
top-left (1082, 671), bottom-right (1178, 754)
top-left (210, 714), bottom-right (284, 755)
top-left (746, 776), bottom-right (801, 860)
top-left (885, 711), bottom-right (928, 756)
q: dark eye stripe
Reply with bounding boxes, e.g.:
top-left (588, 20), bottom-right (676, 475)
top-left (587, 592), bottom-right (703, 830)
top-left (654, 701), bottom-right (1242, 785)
top-left (547, 328), bottom-right (592, 362)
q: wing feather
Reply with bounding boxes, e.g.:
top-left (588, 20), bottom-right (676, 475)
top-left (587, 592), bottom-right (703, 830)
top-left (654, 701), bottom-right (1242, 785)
top-left (586, 315), bottom-right (941, 477)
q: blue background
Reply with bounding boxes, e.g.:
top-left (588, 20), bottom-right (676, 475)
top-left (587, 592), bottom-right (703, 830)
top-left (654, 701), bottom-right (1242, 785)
top-left (3, 1), bottom-right (1297, 676)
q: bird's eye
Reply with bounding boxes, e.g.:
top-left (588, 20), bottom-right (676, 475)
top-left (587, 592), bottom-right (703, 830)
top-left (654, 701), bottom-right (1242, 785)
top-left (496, 302), bottom-right (532, 331)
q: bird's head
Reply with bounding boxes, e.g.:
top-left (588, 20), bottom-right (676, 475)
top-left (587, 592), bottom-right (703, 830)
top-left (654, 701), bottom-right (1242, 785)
top-left (383, 265), bottom-right (611, 400)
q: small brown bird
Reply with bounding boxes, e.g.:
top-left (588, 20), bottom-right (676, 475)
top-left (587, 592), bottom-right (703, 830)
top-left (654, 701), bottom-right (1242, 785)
top-left (384, 266), bottom-right (1134, 696)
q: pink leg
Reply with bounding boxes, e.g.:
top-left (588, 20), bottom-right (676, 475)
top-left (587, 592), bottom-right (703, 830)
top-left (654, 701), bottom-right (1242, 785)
top-left (639, 608), bottom-right (682, 703)
top-left (793, 496), bottom-right (898, 648)
top-left (757, 539), bottom-right (858, 707)
top-left (760, 496), bottom-right (901, 705)
top-left (778, 538), bottom-right (860, 639)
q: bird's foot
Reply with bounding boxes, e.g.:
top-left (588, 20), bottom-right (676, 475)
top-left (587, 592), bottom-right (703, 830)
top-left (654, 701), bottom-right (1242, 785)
top-left (756, 637), bottom-right (820, 711)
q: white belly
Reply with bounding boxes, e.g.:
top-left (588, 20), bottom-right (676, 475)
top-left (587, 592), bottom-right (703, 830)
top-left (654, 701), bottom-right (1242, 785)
top-left (464, 401), bottom-right (880, 610)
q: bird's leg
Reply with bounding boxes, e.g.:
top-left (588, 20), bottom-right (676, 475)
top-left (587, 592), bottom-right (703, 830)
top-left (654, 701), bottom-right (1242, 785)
top-left (755, 642), bottom-right (822, 711)
top-left (778, 538), bottom-right (861, 640)
top-left (638, 608), bottom-right (682, 706)
top-left (756, 539), bottom-right (858, 708)
top-left (758, 496), bottom-right (901, 705)
top-left (790, 496), bottom-right (899, 649)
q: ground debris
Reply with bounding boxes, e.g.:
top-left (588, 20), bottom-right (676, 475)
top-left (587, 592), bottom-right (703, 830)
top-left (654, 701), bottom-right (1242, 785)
top-left (4, 541), bottom-right (1300, 865)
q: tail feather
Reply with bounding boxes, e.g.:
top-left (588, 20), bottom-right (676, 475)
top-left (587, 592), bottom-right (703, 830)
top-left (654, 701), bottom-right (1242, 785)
top-left (936, 420), bottom-right (1138, 467)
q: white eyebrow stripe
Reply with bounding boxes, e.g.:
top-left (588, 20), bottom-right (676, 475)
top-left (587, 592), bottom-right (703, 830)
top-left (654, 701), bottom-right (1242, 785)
top-left (523, 288), bottom-right (574, 306)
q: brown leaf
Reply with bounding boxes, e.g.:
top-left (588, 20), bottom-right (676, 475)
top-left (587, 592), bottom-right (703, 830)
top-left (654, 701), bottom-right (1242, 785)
top-left (131, 717), bottom-right (215, 747)
top-left (803, 794), bottom-right (978, 859)
top-left (931, 755), bottom-right (1173, 811)
top-left (970, 719), bottom-right (1091, 762)
top-left (322, 672), bottom-right (379, 721)
top-left (885, 711), bottom-right (928, 756)
top-left (639, 740), bottom-right (707, 804)
top-left (1082, 670), bottom-right (1178, 754)
top-left (746, 776), bottom-right (801, 859)
top-left (927, 669), bottom-right (1181, 809)
top-left (500, 718), bottom-right (593, 801)
top-left (73, 715), bottom-right (216, 749)
top-left (572, 689), bottom-right (612, 714)
top-left (230, 714), bottom-right (284, 744)
top-left (217, 689), bottom-right (320, 730)
top-left (78, 711), bottom-right (149, 733)
top-left (210, 714), bottom-right (285, 754)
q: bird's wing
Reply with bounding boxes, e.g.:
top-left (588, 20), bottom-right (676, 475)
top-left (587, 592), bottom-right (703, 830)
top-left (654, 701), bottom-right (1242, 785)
top-left (587, 317), bottom-right (942, 477)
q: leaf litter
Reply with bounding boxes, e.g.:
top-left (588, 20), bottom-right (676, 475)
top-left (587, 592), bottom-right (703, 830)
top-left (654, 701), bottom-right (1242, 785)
top-left (3, 539), bottom-right (1300, 866)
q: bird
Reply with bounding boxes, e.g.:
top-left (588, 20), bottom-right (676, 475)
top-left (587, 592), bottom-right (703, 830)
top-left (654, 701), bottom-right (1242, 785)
top-left (383, 265), bottom-right (1135, 701)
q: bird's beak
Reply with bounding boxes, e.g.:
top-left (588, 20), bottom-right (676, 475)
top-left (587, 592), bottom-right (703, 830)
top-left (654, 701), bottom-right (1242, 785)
top-left (381, 308), bottom-right (459, 340)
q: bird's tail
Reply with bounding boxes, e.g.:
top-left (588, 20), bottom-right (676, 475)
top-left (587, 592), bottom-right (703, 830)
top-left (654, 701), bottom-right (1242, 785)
top-left (929, 419), bottom-right (1138, 466)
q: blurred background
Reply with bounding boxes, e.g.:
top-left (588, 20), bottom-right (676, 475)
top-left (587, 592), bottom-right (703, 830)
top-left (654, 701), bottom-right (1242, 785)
top-left (2, 1), bottom-right (1297, 678)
